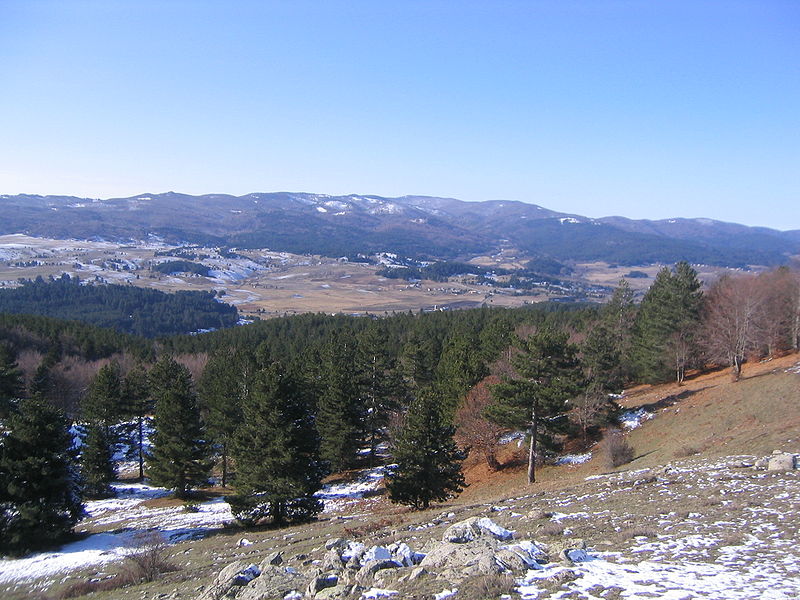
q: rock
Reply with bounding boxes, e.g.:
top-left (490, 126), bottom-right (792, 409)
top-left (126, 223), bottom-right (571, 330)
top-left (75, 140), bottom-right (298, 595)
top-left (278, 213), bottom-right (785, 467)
top-left (406, 566), bottom-right (429, 582)
top-left (237, 538), bottom-right (254, 547)
top-left (355, 559), bottom-right (403, 586)
top-left (527, 509), bottom-right (547, 520)
top-left (420, 538), bottom-right (501, 582)
top-left (236, 565), bottom-right (306, 600)
top-left (754, 457), bottom-right (770, 469)
top-left (373, 567), bottom-right (402, 587)
top-left (313, 584), bottom-right (350, 599)
top-left (363, 546), bottom-right (393, 562)
top-left (543, 538), bottom-right (586, 561)
top-left (197, 560), bottom-right (252, 600)
top-left (494, 548), bottom-right (531, 574)
top-left (262, 551), bottom-right (283, 567)
top-left (442, 516), bottom-right (514, 543)
top-left (559, 548), bottom-right (591, 565)
top-left (321, 549), bottom-right (344, 573)
top-left (387, 542), bottom-right (419, 567)
top-left (325, 538), bottom-right (348, 551)
top-left (305, 574), bottom-right (338, 597)
top-left (544, 569), bottom-right (580, 586)
top-left (767, 453), bottom-right (797, 471)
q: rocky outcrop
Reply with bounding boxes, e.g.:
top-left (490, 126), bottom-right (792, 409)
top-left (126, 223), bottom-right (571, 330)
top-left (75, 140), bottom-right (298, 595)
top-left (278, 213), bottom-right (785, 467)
top-left (196, 516), bottom-right (593, 599)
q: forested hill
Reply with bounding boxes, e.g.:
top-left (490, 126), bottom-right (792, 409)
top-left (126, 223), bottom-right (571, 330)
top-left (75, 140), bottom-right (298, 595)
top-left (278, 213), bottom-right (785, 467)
top-left (0, 275), bottom-right (238, 337)
top-left (2, 193), bottom-right (798, 266)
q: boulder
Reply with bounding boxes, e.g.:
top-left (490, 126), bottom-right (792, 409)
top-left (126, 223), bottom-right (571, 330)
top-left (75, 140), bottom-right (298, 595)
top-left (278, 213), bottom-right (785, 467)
top-left (355, 559), bottom-right (403, 586)
top-left (305, 574), bottom-right (338, 597)
top-left (197, 560), bottom-right (254, 600)
top-left (313, 584), bottom-right (350, 599)
top-left (321, 549), bottom-right (344, 573)
top-left (767, 453), bottom-right (797, 471)
top-left (325, 538), bottom-right (348, 551)
top-left (262, 551), bottom-right (283, 567)
top-left (419, 538), bottom-right (501, 582)
top-left (236, 565), bottom-right (306, 600)
top-left (362, 546), bottom-right (392, 562)
top-left (543, 538), bottom-right (586, 561)
top-left (442, 517), bottom-right (514, 543)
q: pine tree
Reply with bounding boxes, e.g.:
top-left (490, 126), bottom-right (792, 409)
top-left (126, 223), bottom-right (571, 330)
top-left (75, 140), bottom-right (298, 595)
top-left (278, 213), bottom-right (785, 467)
top-left (386, 391), bottom-right (465, 510)
top-left (80, 421), bottom-right (116, 499)
top-left (317, 342), bottom-right (364, 472)
top-left (0, 342), bottom-right (23, 418)
top-left (120, 364), bottom-right (152, 481)
top-left (356, 326), bottom-right (405, 464)
top-left (632, 262), bottom-right (702, 384)
top-left (485, 327), bottom-right (581, 484)
top-left (0, 398), bottom-right (83, 556)
top-left (83, 361), bottom-right (124, 438)
top-left (228, 362), bottom-right (325, 526)
top-left (198, 349), bottom-right (253, 487)
top-left (146, 356), bottom-right (211, 499)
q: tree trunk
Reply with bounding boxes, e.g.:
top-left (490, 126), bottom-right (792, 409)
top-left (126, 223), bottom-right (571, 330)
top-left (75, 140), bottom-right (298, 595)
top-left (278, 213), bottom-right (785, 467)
top-left (527, 403), bottom-right (538, 484)
top-left (137, 417), bottom-right (145, 481)
top-left (221, 443), bottom-right (228, 488)
top-left (485, 451), bottom-right (501, 472)
top-left (731, 355), bottom-right (742, 381)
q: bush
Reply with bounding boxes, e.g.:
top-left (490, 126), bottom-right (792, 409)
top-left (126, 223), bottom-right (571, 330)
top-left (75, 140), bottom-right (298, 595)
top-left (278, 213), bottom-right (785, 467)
top-left (120, 531), bottom-right (177, 583)
top-left (458, 573), bottom-right (516, 599)
top-left (604, 428), bottom-right (634, 468)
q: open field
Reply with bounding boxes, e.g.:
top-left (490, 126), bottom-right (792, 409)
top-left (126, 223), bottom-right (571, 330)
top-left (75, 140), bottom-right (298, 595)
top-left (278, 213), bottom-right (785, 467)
top-left (0, 235), bottom-right (755, 319)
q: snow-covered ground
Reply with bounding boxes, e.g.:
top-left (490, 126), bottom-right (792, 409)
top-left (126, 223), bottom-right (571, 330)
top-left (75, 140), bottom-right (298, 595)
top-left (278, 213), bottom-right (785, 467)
top-left (0, 482), bottom-right (232, 585)
top-left (0, 461), bottom-right (388, 586)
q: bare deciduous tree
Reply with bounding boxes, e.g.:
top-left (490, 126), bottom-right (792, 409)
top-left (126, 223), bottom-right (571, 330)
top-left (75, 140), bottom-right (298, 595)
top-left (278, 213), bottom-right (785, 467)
top-left (455, 376), bottom-right (506, 471)
top-left (702, 274), bottom-right (766, 381)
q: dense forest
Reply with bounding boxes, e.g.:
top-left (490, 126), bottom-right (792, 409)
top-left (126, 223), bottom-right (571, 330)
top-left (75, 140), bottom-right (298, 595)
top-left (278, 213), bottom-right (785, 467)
top-left (0, 275), bottom-right (238, 337)
top-left (1, 263), bottom-right (799, 555)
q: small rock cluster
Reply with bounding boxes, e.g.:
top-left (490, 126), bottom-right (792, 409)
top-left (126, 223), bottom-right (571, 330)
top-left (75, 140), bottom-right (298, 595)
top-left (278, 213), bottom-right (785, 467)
top-left (196, 516), bottom-right (590, 600)
top-left (749, 450), bottom-right (799, 471)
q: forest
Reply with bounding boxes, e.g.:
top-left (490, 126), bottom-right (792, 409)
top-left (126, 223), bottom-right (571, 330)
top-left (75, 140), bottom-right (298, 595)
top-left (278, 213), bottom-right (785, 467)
top-left (1, 263), bottom-right (799, 556)
top-left (0, 274), bottom-right (238, 337)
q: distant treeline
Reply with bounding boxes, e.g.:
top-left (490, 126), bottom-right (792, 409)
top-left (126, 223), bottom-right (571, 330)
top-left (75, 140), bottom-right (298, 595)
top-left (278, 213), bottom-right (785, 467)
top-left (0, 275), bottom-right (237, 338)
top-left (152, 260), bottom-right (211, 277)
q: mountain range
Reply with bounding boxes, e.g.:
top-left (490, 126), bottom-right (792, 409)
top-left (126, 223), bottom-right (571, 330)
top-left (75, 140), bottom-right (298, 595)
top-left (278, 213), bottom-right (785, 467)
top-left (2, 192), bottom-right (798, 267)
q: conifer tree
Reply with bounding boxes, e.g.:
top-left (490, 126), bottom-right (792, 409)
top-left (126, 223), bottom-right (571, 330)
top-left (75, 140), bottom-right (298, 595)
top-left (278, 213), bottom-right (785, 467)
top-left (485, 327), bottom-right (581, 484)
top-left (120, 364), bottom-right (152, 481)
top-left (631, 262), bottom-right (702, 384)
top-left (198, 349), bottom-right (253, 487)
top-left (386, 391), bottom-right (465, 510)
top-left (228, 362), bottom-right (325, 526)
top-left (80, 421), bottom-right (116, 499)
top-left (0, 398), bottom-right (83, 556)
top-left (0, 343), bottom-right (23, 418)
top-left (146, 356), bottom-right (211, 499)
top-left (356, 326), bottom-right (405, 463)
top-left (83, 361), bottom-right (124, 438)
top-left (317, 342), bottom-right (364, 472)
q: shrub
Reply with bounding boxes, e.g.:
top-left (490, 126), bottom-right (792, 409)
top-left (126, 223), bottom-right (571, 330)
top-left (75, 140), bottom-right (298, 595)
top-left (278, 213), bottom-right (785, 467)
top-left (458, 573), bottom-right (516, 599)
top-left (120, 531), bottom-right (178, 583)
top-left (604, 428), bottom-right (634, 468)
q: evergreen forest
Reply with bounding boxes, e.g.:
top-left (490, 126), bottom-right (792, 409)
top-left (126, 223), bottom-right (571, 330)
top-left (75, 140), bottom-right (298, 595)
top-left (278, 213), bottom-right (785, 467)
top-left (1, 262), bottom-right (799, 556)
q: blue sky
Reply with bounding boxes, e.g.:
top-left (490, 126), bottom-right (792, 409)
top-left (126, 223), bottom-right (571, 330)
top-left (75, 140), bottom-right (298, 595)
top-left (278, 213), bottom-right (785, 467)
top-left (1, 1), bottom-right (798, 229)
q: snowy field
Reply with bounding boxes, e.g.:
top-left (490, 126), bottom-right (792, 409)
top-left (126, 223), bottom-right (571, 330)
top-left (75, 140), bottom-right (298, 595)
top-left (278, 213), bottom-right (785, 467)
top-left (0, 466), bottom-right (387, 587)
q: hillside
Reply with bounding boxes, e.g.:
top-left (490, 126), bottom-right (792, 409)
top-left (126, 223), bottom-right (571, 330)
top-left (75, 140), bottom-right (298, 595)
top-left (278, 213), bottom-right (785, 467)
top-left (2, 193), bottom-right (798, 267)
top-left (1, 355), bottom-right (798, 600)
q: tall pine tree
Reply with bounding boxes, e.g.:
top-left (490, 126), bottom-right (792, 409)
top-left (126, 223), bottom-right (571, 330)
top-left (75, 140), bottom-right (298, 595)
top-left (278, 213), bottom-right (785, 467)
top-left (146, 356), bottom-right (211, 499)
top-left (317, 342), bottom-right (365, 472)
top-left (228, 362), bottom-right (325, 526)
top-left (386, 390), bottom-right (465, 510)
top-left (486, 327), bottom-right (581, 484)
top-left (0, 342), bottom-right (23, 418)
top-left (120, 364), bottom-right (152, 481)
top-left (198, 349), bottom-right (254, 487)
top-left (0, 398), bottom-right (83, 556)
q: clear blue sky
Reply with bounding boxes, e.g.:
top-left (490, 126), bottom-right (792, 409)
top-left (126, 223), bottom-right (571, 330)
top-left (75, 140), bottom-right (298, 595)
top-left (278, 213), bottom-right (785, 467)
top-left (1, 1), bottom-right (798, 229)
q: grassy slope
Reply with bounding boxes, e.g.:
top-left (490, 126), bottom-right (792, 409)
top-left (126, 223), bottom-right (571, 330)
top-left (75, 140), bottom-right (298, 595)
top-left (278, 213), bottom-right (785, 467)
top-left (459, 352), bottom-right (800, 501)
